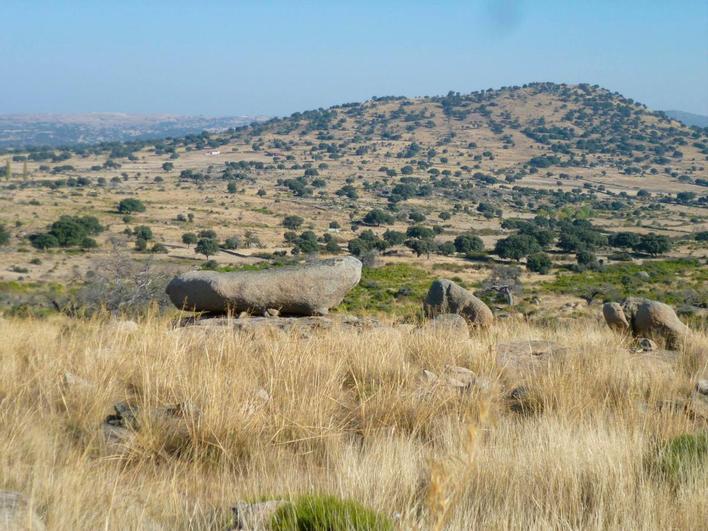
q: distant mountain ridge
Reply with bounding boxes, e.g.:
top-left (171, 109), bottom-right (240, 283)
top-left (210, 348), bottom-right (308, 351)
top-left (663, 110), bottom-right (708, 128)
top-left (0, 112), bottom-right (268, 149)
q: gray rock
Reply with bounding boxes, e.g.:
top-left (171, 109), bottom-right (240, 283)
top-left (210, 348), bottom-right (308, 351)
top-left (637, 337), bottom-right (658, 352)
top-left (0, 491), bottom-right (45, 531)
top-left (425, 313), bottom-right (469, 334)
top-left (602, 302), bottom-right (629, 332)
top-left (423, 279), bottom-right (494, 327)
top-left (420, 366), bottom-right (496, 393)
top-left (604, 298), bottom-right (689, 347)
top-left (166, 256), bottom-right (362, 316)
top-left (631, 299), bottom-right (689, 347)
top-left (696, 380), bottom-right (708, 396)
top-left (179, 315), bottom-right (379, 337)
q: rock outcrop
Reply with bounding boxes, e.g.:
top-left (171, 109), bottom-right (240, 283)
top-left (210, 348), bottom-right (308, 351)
top-left (166, 256), bottom-right (362, 316)
top-left (423, 279), bottom-right (494, 327)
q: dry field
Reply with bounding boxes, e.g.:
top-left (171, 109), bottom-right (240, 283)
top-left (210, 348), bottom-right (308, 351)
top-left (1, 314), bottom-right (706, 529)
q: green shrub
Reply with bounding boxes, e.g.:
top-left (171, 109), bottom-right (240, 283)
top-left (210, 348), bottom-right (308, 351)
top-left (0, 223), bottom-right (9, 246)
top-left (527, 252), bottom-right (552, 274)
top-left (271, 495), bottom-right (393, 531)
top-left (117, 198), bottom-right (146, 213)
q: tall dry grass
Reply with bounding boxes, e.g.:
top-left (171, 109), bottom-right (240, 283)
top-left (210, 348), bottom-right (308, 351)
top-left (0, 314), bottom-right (706, 530)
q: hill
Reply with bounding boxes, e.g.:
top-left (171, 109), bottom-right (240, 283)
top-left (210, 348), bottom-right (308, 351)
top-left (0, 82), bottom-right (706, 319)
top-left (0, 113), bottom-right (267, 149)
top-left (664, 110), bottom-right (708, 129)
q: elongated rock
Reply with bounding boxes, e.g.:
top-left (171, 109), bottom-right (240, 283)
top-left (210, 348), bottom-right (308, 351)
top-left (423, 279), bottom-right (494, 327)
top-left (166, 256), bottom-right (362, 316)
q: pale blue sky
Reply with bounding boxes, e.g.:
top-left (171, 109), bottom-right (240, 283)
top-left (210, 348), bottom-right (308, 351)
top-left (1, 0), bottom-right (707, 116)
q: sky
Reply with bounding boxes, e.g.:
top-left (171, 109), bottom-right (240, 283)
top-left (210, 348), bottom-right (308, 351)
top-left (1, 0), bottom-right (707, 117)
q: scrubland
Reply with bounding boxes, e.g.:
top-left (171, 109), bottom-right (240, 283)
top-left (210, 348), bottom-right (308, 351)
top-left (1, 314), bottom-right (706, 529)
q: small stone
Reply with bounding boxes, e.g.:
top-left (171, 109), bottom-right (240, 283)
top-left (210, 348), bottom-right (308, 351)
top-left (696, 380), bottom-right (708, 396)
top-left (255, 388), bottom-right (271, 402)
top-left (264, 308), bottom-right (280, 318)
top-left (62, 371), bottom-right (93, 388)
top-left (637, 337), bottom-right (658, 352)
top-left (238, 311), bottom-right (250, 319)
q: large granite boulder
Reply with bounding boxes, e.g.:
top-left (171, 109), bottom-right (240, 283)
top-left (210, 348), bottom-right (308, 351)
top-left (603, 297), bottom-right (689, 347)
top-left (166, 256), bottom-right (362, 315)
top-left (423, 279), bottom-right (494, 327)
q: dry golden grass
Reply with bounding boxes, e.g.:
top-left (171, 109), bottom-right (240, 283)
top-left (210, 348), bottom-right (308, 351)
top-left (1, 315), bottom-right (706, 529)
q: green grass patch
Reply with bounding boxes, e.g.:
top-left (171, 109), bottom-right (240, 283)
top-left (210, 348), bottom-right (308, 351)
top-left (336, 263), bottom-right (434, 320)
top-left (0, 281), bottom-right (67, 317)
top-left (541, 259), bottom-right (707, 306)
top-left (651, 431), bottom-right (708, 485)
top-left (271, 495), bottom-right (393, 531)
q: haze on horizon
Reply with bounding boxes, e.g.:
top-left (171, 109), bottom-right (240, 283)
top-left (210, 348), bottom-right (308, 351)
top-left (1, 0), bottom-right (707, 117)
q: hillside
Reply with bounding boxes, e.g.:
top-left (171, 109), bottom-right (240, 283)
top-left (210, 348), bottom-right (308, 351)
top-left (0, 82), bottom-right (706, 318)
top-left (0, 83), bottom-right (707, 530)
top-left (0, 113), bottom-right (266, 149)
top-left (664, 110), bottom-right (708, 129)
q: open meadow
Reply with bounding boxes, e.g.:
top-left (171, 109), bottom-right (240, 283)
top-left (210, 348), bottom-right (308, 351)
top-left (1, 312), bottom-right (707, 530)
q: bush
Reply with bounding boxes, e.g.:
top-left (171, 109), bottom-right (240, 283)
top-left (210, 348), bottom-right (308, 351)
top-left (65, 246), bottom-right (170, 316)
top-left (134, 225), bottom-right (153, 241)
top-left (151, 243), bottom-right (168, 254)
top-left (526, 252), bottom-right (552, 274)
top-left (182, 232), bottom-right (197, 246)
top-left (406, 225), bottom-right (434, 240)
top-left (636, 233), bottom-right (672, 256)
top-left (80, 237), bottom-right (98, 249)
top-left (223, 237), bottom-right (241, 250)
top-left (363, 209), bottom-right (394, 226)
top-left (437, 241), bottom-right (456, 255)
top-left (199, 229), bottom-right (218, 240)
top-left (495, 234), bottom-right (541, 261)
top-left (271, 495), bottom-right (393, 530)
top-left (35, 215), bottom-right (104, 248)
top-left (29, 233), bottom-right (60, 250)
top-left (282, 215), bottom-right (304, 230)
top-left (454, 233), bottom-right (484, 254)
top-left (135, 238), bottom-right (148, 251)
top-left (117, 198), bottom-right (146, 213)
top-left (382, 230), bottom-right (406, 246)
top-left (608, 231), bottom-right (641, 249)
top-left (195, 238), bottom-right (220, 259)
top-left (0, 224), bottom-right (9, 246)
